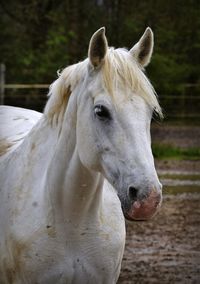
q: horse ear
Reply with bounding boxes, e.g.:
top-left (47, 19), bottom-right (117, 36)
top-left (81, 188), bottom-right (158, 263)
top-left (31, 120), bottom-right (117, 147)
top-left (129, 27), bottom-right (154, 67)
top-left (88, 27), bottom-right (108, 68)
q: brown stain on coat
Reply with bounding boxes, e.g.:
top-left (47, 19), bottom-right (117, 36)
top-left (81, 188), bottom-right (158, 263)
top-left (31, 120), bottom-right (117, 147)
top-left (0, 139), bottom-right (13, 157)
top-left (46, 225), bottom-right (57, 238)
top-left (3, 236), bottom-right (28, 283)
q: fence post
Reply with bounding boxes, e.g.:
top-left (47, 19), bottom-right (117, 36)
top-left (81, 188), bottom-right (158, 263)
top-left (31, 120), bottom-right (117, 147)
top-left (0, 63), bottom-right (6, 105)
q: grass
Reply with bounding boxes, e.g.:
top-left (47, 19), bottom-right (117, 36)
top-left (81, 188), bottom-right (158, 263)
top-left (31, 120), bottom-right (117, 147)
top-left (164, 185), bottom-right (200, 195)
top-left (159, 174), bottom-right (200, 180)
top-left (152, 143), bottom-right (200, 160)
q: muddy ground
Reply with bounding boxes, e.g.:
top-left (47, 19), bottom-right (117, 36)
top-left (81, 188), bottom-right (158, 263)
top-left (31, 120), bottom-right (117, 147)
top-left (151, 123), bottom-right (200, 149)
top-left (118, 124), bottom-right (200, 283)
top-left (118, 193), bottom-right (200, 284)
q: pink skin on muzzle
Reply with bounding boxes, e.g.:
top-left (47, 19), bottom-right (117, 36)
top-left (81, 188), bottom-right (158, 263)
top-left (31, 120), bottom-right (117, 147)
top-left (127, 189), bottom-right (162, 221)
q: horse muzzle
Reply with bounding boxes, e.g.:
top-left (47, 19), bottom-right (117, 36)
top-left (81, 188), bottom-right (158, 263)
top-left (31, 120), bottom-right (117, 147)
top-left (122, 186), bottom-right (162, 221)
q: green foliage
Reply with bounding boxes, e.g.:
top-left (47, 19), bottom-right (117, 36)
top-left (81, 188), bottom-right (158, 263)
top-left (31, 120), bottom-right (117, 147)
top-left (149, 54), bottom-right (188, 94)
top-left (152, 143), bottom-right (200, 160)
top-left (0, 0), bottom-right (200, 94)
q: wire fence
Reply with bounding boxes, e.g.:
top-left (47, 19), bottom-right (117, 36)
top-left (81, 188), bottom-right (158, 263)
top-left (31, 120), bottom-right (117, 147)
top-left (1, 63), bottom-right (200, 120)
top-left (2, 83), bottom-right (49, 112)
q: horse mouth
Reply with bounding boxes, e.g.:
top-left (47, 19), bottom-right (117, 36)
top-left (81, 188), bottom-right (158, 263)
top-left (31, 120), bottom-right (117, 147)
top-left (123, 189), bottom-right (162, 221)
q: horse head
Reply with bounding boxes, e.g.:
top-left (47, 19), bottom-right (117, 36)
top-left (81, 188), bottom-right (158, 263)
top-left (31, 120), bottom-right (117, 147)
top-left (45, 27), bottom-right (162, 221)
top-left (75, 27), bottom-right (162, 221)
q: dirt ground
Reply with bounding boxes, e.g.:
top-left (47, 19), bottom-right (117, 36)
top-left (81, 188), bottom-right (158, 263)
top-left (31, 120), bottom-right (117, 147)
top-left (118, 193), bottom-right (200, 284)
top-left (151, 123), bottom-right (200, 149)
top-left (118, 124), bottom-right (200, 284)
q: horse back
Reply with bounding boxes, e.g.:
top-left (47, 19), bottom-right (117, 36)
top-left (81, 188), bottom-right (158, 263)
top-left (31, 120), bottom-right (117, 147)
top-left (0, 106), bottom-right (42, 158)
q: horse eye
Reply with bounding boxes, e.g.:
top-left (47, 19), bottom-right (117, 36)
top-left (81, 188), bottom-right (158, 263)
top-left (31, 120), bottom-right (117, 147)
top-left (94, 105), bottom-right (111, 121)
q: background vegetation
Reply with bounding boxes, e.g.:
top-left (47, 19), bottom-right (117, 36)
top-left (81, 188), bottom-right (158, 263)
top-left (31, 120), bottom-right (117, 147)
top-left (0, 0), bottom-right (200, 118)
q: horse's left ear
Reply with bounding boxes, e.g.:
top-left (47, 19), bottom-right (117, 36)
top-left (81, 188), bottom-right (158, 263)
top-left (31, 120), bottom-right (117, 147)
top-left (129, 27), bottom-right (154, 67)
top-left (88, 27), bottom-right (108, 68)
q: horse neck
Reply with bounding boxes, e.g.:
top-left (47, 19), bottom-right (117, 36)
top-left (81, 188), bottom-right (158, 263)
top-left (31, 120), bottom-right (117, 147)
top-left (44, 94), bottom-right (104, 224)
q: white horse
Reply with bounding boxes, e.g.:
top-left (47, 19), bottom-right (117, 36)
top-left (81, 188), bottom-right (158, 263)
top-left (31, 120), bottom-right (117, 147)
top-left (0, 27), bottom-right (162, 284)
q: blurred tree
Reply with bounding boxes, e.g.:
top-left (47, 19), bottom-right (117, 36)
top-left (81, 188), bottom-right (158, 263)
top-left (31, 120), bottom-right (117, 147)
top-left (0, 0), bottom-right (199, 98)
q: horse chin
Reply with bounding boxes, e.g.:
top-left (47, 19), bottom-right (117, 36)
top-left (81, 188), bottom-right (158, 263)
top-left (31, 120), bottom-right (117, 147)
top-left (123, 189), bottom-right (162, 221)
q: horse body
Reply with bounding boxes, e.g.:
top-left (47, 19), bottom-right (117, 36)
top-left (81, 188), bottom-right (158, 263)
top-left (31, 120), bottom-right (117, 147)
top-left (0, 109), bottom-right (125, 284)
top-left (0, 27), bottom-right (162, 283)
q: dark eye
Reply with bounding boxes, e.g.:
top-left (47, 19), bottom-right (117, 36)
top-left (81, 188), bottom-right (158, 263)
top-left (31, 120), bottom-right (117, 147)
top-left (94, 105), bottom-right (111, 121)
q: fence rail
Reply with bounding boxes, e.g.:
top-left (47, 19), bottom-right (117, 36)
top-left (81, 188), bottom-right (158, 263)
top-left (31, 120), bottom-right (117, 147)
top-left (1, 63), bottom-right (200, 120)
top-left (4, 84), bottom-right (49, 89)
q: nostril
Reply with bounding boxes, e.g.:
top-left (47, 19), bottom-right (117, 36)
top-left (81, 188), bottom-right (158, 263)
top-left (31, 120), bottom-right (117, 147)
top-left (128, 186), bottom-right (138, 202)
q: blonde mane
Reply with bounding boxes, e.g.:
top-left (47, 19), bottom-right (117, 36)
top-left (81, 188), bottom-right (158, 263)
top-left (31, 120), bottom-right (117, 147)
top-left (101, 48), bottom-right (162, 117)
top-left (44, 47), bottom-right (162, 123)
